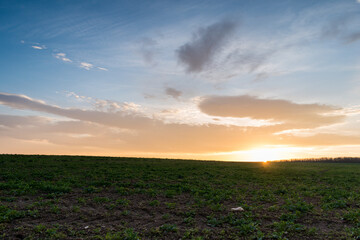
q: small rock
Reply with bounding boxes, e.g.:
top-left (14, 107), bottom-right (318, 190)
top-left (84, 226), bottom-right (89, 229)
top-left (231, 206), bottom-right (244, 211)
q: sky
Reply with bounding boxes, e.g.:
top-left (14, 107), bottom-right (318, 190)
top-left (1, 0), bottom-right (360, 161)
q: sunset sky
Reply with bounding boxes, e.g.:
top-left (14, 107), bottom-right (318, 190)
top-left (1, 0), bottom-right (360, 161)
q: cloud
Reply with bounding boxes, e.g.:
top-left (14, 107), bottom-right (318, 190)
top-left (139, 37), bottom-right (158, 65)
top-left (143, 93), bottom-right (156, 99)
top-left (1, 112), bottom-right (360, 157)
top-left (0, 93), bottom-right (268, 153)
top-left (54, 53), bottom-right (72, 62)
top-left (0, 92), bottom-right (151, 129)
top-left (93, 99), bottom-right (140, 113)
top-left (54, 54), bottom-right (107, 71)
top-left (177, 19), bottom-right (237, 73)
top-left (31, 45), bottom-right (46, 50)
top-left (0, 114), bottom-right (50, 128)
top-left (27, 42), bottom-right (106, 71)
top-left (64, 91), bottom-right (92, 101)
top-left (344, 32), bottom-right (360, 44)
top-left (64, 91), bottom-right (139, 113)
top-left (321, 16), bottom-right (360, 44)
top-left (80, 62), bottom-right (93, 70)
top-left (0, 93), bottom-right (343, 133)
top-left (97, 67), bottom-right (108, 71)
top-left (198, 95), bottom-right (345, 129)
top-left (321, 17), bottom-right (348, 39)
top-left (0, 92), bottom-right (358, 157)
top-left (165, 87), bottom-right (182, 99)
top-left (174, 19), bottom-right (278, 82)
top-left (217, 48), bottom-right (275, 81)
top-left (0, 111), bottom-right (283, 154)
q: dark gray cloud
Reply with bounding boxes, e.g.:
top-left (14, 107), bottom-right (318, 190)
top-left (165, 87), bottom-right (182, 99)
top-left (199, 95), bottom-right (345, 128)
top-left (177, 19), bottom-right (237, 73)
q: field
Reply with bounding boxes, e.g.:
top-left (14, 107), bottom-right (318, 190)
top-left (0, 155), bottom-right (359, 239)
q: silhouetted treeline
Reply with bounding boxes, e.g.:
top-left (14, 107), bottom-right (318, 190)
top-left (275, 157), bottom-right (360, 163)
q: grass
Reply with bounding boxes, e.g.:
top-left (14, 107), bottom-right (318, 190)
top-left (0, 154), bottom-right (359, 239)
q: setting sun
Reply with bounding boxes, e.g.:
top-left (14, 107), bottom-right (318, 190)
top-left (246, 148), bottom-right (286, 162)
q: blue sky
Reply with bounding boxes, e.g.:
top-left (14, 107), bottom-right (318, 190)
top-left (1, 0), bottom-right (360, 161)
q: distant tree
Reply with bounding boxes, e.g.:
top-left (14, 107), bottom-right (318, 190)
top-left (273, 157), bottom-right (360, 163)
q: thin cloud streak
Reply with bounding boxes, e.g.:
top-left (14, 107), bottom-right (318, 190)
top-left (26, 41), bottom-right (108, 71)
top-left (31, 45), bottom-right (45, 50)
top-left (97, 67), bottom-right (108, 71)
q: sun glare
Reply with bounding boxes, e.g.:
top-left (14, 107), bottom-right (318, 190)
top-left (247, 148), bottom-right (284, 162)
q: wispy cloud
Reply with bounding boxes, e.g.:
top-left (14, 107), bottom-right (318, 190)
top-left (64, 91), bottom-right (91, 101)
top-left (25, 41), bottom-right (108, 71)
top-left (320, 12), bottom-right (360, 44)
top-left (64, 91), bottom-right (140, 113)
top-left (93, 99), bottom-right (140, 113)
top-left (165, 87), bottom-right (182, 99)
top-left (79, 62), bottom-right (93, 70)
top-left (97, 67), bottom-right (108, 71)
top-left (54, 53), bottom-right (72, 62)
top-left (344, 32), bottom-right (360, 44)
top-left (31, 45), bottom-right (45, 50)
top-left (139, 37), bottom-right (158, 66)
